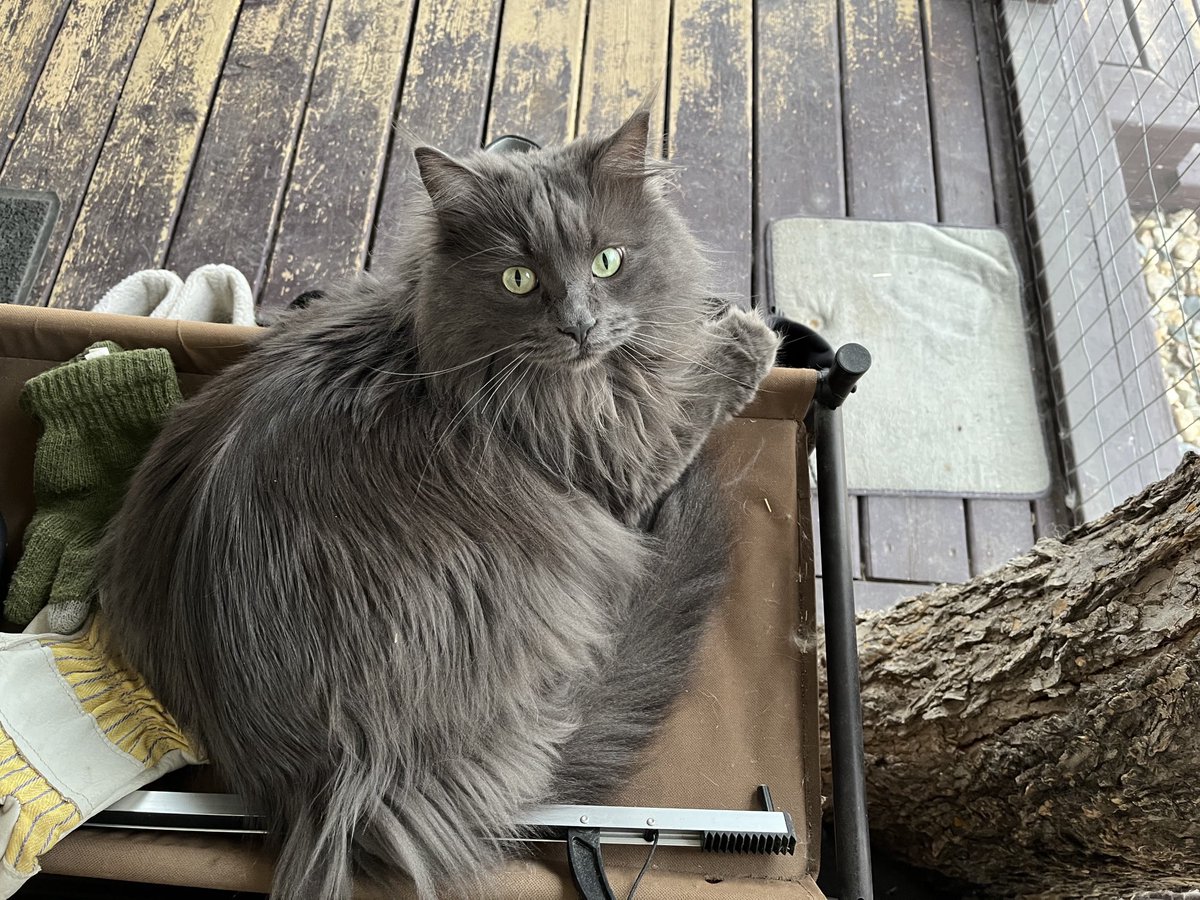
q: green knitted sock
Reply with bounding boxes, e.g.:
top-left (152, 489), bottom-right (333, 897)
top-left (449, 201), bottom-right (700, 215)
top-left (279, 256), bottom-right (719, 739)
top-left (4, 341), bottom-right (182, 630)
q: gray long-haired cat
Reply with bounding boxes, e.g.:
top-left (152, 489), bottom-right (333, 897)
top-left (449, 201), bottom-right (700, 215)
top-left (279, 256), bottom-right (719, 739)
top-left (100, 111), bottom-right (779, 899)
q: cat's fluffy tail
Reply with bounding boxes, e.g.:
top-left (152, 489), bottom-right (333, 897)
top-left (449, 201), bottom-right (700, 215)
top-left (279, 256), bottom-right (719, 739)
top-left (265, 456), bottom-right (729, 897)
top-left (266, 755), bottom-right (505, 899)
top-left (548, 450), bottom-right (732, 801)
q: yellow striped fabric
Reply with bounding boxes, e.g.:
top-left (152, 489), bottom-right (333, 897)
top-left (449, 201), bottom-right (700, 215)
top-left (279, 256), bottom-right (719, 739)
top-left (40, 620), bottom-right (192, 768)
top-left (0, 732), bottom-right (81, 874)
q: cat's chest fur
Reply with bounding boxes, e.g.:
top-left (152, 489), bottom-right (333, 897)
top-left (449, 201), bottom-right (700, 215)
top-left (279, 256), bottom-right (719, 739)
top-left (493, 357), bottom-right (694, 523)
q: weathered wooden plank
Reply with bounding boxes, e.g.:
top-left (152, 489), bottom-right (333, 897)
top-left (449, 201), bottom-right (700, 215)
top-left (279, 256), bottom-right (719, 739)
top-left (576, 0), bottom-right (671, 143)
top-left (259, 0), bottom-right (416, 310)
top-left (669, 0), bottom-right (754, 305)
top-left (0, 0), bottom-right (154, 305)
top-left (756, 0), bottom-right (843, 301)
top-left (841, 0), bottom-right (936, 220)
top-left (927, 0), bottom-right (1038, 570)
top-left (166, 0), bottom-right (332, 293)
top-left (755, 0), bottom-right (858, 576)
top-left (966, 499), bottom-right (1036, 576)
top-left (862, 496), bottom-right (971, 583)
top-left (843, 0), bottom-right (969, 582)
top-left (811, 491), bottom-right (862, 579)
top-left (372, 0), bottom-right (503, 249)
top-left (925, 0), bottom-right (993, 227)
top-left (975, 0), bottom-right (1032, 303)
top-left (0, 0), bottom-right (73, 168)
top-left (485, 0), bottom-right (588, 147)
top-left (48, 0), bottom-right (242, 309)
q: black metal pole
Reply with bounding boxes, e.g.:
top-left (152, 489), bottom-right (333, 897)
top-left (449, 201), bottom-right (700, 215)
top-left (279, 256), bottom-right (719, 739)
top-left (815, 344), bottom-right (874, 900)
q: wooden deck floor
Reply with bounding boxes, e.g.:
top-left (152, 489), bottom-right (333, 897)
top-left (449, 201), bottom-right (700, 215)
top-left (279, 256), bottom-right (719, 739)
top-left (0, 0), bottom-right (1060, 601)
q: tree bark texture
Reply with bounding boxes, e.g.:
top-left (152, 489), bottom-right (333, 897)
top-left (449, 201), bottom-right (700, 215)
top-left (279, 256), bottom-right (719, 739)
top-left (843, 453), bottom-right (1200, 897)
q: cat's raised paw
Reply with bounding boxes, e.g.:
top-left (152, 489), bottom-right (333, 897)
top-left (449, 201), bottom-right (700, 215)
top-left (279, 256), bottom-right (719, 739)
top-left (706, 308), bottom-right (780, 418)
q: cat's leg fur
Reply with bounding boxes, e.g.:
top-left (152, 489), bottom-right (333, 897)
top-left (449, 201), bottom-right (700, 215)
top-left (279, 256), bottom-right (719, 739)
top-left (700, 306), bottom-right (783, 423)
top-left (546, 452), bottom-right (731, 802)
top-left (622, 308), bottom-right (778, 525)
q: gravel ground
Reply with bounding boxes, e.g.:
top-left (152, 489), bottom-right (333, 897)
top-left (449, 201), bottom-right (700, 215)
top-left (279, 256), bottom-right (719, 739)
top-left (1135, 210), bottom-right (1200, 451)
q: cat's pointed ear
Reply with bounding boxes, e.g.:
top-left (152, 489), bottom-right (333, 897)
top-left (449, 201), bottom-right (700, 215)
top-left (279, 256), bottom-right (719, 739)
top-left (414, 147), bottom-right (477, 211)
top-left (594, 109), bottom-right (652, 176)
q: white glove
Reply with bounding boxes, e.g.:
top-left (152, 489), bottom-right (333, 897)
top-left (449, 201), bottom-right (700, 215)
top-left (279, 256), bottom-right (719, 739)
top-left (0, 614), bottom-right (201, 898)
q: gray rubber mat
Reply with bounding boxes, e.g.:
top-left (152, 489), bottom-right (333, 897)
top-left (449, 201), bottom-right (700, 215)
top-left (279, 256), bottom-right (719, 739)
top-left (0, 187), bottom-right (59, 305)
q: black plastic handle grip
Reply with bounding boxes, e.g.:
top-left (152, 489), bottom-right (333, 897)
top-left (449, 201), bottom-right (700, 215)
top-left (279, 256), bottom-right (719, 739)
top-left (817, 343), bottom-right (872, 410)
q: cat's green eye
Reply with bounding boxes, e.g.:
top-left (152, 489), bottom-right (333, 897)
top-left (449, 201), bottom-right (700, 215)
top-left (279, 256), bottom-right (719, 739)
top-left (592, 247), bottom-right (623, 278)
top-left (502, 266), bottom-right (538, 295)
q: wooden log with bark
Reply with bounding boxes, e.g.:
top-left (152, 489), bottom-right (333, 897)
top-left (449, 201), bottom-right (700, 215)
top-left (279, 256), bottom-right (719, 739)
top-left (834, 453), bottom-right (1200, 897)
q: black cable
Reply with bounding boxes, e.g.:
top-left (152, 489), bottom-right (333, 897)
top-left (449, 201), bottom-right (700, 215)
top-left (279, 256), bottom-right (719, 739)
top-left (626, 830), bottom-right (659, 900)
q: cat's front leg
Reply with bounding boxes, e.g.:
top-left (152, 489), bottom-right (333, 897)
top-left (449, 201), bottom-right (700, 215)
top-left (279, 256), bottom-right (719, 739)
top-left (626, 308), bottom-right (778, 527)
top-left (698, 305), bottom-right (781, 422)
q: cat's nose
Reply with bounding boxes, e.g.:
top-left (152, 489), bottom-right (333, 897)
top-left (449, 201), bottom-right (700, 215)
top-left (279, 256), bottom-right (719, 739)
top-left (559, 317), bottom-right (597, 346)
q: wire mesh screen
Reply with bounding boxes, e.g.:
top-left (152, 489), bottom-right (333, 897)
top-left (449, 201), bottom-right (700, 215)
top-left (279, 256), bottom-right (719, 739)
top-left (996, 0), bottom-right (1200, 521)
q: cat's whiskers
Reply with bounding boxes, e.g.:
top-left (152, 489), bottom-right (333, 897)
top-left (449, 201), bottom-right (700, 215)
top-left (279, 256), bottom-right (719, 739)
top-left (415, 353), bottom-right (527, 495)
top-left (633, 317), bottom-right (707, 328)
top-left (481, 353), bottom-right (534, 459)
top-left (459, 354), bottom-right (527, 431)
top-left (478, 351), bottom-right (528, 428)
top-left (443, 244), bottom-right (511, 273)
top-left (369, 342), bottom-right (521, 382)
top-left (613, 341), bottom-right (667, 378)
top-left (625, 333), bottom-right (757, 390)
top-left (641, 304), bottom-right (715, 316)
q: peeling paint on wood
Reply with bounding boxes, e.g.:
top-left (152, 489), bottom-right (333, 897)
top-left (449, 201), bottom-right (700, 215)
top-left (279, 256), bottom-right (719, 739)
top-left (756, 0), bottom-right (843, 282)
top-left (260, 0), bottom-right (415, 309)
top-left (0, 0), bottom-right (72, 168)
top-left (577, 0), bottom-right (671, 143)
top-left (669, 0), bottom-right (754, 306)
top-left (757, 0), bottom-right (841, 213)
top-left (486, 0), bottom-right (588, 146)
top-left (48, 0), bottom-right (242, 309)
top-left (924, 0), bottom-right (993, 227)
top-left (0, 0), bottom-right (154, 306)
top-left (166, 0), bottom-right (333, 294)
top-left (842, 0), bottom-right (936, 219)
top-left (373, 0), bottom-right (502, 246)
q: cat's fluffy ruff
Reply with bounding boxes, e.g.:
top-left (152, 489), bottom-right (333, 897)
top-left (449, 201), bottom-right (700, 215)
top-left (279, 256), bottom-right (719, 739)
top-left (100, 112), bottom-right (779, 899)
